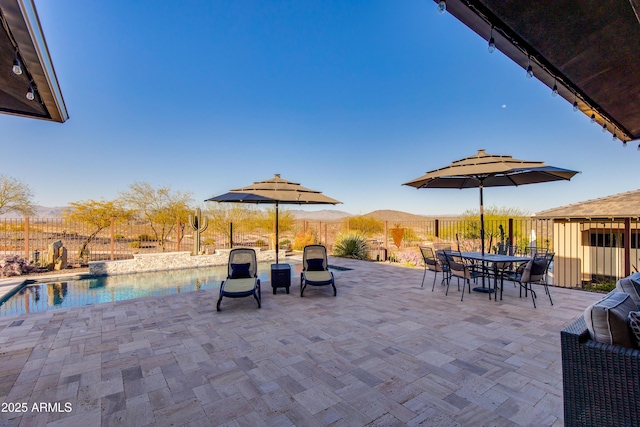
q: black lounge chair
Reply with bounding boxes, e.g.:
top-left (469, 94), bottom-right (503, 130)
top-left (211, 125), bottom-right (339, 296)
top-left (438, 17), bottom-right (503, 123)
top-left (300, 245), bottom-right (336, 297)
top-left (217, 248), bottom-right (261, 311)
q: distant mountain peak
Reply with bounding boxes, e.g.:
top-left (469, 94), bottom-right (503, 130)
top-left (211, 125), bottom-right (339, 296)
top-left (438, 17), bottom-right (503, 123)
top-left (0, 205), bottom-right (65, 218)
top-left (287, 209), bottom-right (352, 221)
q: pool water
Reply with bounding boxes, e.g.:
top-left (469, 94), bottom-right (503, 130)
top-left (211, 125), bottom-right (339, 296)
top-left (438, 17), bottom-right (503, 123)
top-left (0, 262), bottom-right (304, 316)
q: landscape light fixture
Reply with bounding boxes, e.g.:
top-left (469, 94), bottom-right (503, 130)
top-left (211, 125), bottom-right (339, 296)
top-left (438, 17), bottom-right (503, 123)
top-left (12, 51), bottom-right (22, 75)
top-left (437, 0), bottom-right (446, 14)
top-left (26, 83), bottom-right (34, 101)
top-left (488, 28), bottom-right (496, 53)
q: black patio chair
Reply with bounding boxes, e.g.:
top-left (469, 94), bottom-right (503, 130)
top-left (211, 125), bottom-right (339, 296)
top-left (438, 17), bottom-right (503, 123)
top-left (419, 246), bottom-right (450, 290)
top-left (512, 253), bottom-right (554, 308)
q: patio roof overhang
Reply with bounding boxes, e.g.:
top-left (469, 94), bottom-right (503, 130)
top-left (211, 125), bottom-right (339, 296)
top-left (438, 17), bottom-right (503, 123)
top-left (434, 0), bottom-right (640, 142)
top-left (0, 0), bottom-right (67, 122)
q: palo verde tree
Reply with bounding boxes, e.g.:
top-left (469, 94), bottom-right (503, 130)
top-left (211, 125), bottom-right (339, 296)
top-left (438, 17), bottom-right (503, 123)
top-left (63, 199), bottom-right (133, 262)
top-left (119, 182), bottom-right (193, 251)
top-left (460, 205), bottom-right (530, 249)
top-left (0, 174), bottom-right (36, 217)
top-left (260, 207), bottom-right (295, 235)
top-left (204, 204), bottom-right (260, 242)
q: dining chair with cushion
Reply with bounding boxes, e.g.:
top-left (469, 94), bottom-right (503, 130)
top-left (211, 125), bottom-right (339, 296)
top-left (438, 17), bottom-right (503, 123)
top-left (419, 246), bottom-right (450, 291)
top-left (445, 251), bottom-right (481, 301)
top-left (513, 253), bottom-right (554, 308)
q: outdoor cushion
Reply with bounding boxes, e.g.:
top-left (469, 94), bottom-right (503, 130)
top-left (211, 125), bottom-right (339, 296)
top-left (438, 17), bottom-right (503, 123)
top-left (616, 272), bottom-right (640, 307)
top-left (628, 311), bottom-right (640, 348)
top-left (230, 263), bottom-right (251, 279)
top-left (307, 259), bottom-right (325, 271)
top-left (223, 278), bottom-right (257, 293)
top-left (303, 270), bottom-right (333, 284)
top-left (584, 291), bottom-right (637, 348)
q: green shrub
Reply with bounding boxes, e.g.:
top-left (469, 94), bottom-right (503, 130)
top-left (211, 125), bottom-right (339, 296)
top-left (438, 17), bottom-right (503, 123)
top-left (583, 280), bottom-right (617, 293)
top-left (202, 237), bottom-right (215, 245)
top-left (279, 239), bottom-right (291, 249)
top-left (255, 239), bottom-right (267, 247)
top-left (114, 234), bottom-right (125, 239)
top-left (138, 234), bottom-right (154, 241)
top-left (333, 232), bottom-right (369, 260)
top-left (130, 241), bottom-right (141, 248)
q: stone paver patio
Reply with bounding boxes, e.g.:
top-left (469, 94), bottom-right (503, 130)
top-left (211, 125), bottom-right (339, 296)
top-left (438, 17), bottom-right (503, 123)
top-left (0, 258), bottom-right (601, 426)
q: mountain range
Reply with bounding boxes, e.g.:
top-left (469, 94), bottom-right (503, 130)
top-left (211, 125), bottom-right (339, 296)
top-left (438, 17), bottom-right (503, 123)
top-left (1, 206), bottom-right (443, 222)
top-left (287, 209), bottom-right (438, 222)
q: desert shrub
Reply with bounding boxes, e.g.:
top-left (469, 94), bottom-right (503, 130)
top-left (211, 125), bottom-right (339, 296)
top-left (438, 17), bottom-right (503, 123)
top-left (138, 234), bottom-right (154, 241)
top-left (130, 241), bottom-right (141, 248)
top-left (77, 247), bottom-right (90, 262)
top-left (0, 255), bottom-right (37, 277)
top-left (292, 231), bottom-right (315, 251)
top-left (255, 239), bottom-right (267, 247)
top-left (333, 232), bottom-right (369, 259)
top-left (202, 237), bottom-right (215, 245)
top-left (402, 228), bottom-right (420, 244)
top-left (280, 239), bottom-right (291, 249)
top-left (114, 234), bottom-right (125, 239)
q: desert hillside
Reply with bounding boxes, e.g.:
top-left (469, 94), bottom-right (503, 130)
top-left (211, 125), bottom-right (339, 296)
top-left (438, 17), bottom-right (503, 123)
top-left (360, 210), bottom-right (436, 222)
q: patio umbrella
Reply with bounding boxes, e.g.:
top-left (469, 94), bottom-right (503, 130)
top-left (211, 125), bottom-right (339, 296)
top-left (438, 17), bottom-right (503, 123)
top-left (205, 174), bottom-right (341, 264)
top-left (403, 149), bottom-right (579, 255)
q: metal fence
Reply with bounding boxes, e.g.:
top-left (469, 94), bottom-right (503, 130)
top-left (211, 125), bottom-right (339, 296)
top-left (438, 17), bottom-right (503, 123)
top-left (2, 216), bottom-right (638, 289)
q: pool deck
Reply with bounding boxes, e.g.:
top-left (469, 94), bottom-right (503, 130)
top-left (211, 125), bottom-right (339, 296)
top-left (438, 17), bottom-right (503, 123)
top-left (0, 258), bottom-right (601, 426)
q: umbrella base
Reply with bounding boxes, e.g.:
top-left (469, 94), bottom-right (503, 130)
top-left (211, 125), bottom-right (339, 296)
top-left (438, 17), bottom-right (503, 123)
top-left (472, 287), bottom-right (494, 294)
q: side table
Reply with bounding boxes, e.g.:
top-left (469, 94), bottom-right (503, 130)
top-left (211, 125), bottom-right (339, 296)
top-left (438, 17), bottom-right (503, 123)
top-left (271, 263), bottom-right (291, 294)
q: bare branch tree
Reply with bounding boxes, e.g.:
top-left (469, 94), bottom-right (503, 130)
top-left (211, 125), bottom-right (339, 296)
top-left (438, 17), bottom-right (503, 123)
top-left (120, 182), bottom-right (193, 251)
top-left (0, 175), bottom-right (35, 217)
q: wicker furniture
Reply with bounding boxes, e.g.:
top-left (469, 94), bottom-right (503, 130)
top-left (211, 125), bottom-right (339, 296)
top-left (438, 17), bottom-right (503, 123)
top-left (561, 314), bottom-right (640, 426)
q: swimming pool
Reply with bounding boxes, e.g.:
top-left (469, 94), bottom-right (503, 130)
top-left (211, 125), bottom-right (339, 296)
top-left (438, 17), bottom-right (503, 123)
top-left (0, 262), bottom-right (304, 316)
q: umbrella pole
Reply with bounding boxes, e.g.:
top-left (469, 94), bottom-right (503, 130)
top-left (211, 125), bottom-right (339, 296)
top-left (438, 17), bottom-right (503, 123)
top-left (479, 182), bottom-right (485, 255)
top-left (474, 181), bottom-right (492, 295)
top-left (275, 202), bottom-right (279, 264)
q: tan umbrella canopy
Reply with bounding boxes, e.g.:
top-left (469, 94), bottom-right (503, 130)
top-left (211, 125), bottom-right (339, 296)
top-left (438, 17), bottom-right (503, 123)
top-left (403, 149), bottom-right (579, 254)
top-left (206, 174), bottom-right (341, 263)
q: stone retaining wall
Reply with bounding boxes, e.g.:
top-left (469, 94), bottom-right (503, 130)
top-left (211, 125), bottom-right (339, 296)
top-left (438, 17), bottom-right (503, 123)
top-left (89, 250), bottom-right (276, 276)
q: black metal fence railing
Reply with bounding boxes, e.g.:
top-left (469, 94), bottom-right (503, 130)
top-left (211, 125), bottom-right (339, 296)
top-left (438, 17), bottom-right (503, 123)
top-left (2, 216), bottom-right (638, 289)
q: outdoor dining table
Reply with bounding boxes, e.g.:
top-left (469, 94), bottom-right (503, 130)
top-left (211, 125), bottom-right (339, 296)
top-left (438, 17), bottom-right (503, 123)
top-left (459, 252), bottom-right (531, 300)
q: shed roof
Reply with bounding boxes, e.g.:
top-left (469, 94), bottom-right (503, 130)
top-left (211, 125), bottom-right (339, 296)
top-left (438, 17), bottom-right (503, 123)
top-left (536, 189), bottom-right (640, 219)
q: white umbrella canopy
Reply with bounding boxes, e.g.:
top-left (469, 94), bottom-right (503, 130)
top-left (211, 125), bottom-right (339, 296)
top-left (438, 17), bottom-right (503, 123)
top-left (205, 174), bottom-right (341, 263)
top-left (404, 149), bottom-right (579, 254)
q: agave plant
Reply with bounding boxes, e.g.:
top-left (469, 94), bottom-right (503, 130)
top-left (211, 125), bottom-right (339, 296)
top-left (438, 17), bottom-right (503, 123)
top-left (333, 232), bottom-right (369, 260)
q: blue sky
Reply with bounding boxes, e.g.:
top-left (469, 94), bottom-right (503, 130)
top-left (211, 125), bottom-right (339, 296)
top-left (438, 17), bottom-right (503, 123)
top-left (1, 1), bottom-right (636, 216)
